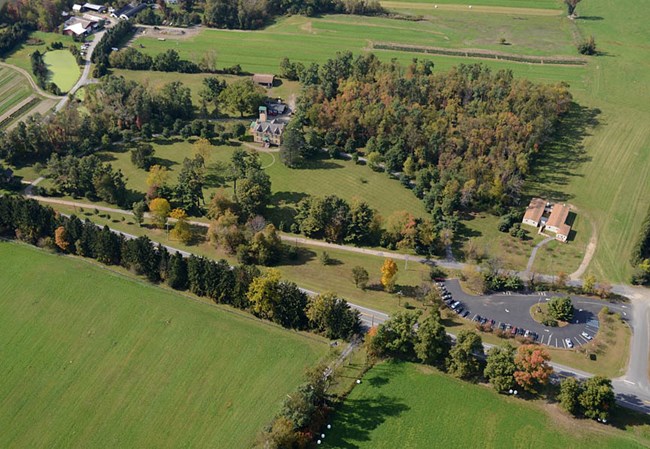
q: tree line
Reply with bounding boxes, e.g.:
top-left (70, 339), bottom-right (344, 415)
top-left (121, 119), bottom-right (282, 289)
top-left (1, 0), bottom-right (69, 32)
top-left (367, 308), bottom-right (617, 423)
top-left (285, 54), bottom-right (571, 221)
top-left (631, 206), bottom-right (650, 285)
top-left (0, 195), bottom-right (361, 340)
top-left (0, 21), bottom-right (33, 57)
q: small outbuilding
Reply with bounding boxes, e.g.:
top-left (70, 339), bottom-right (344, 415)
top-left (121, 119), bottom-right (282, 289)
top-left (252, 74), bottom-right (275, 88)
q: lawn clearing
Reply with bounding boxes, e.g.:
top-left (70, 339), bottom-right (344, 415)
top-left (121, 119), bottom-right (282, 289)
top-left (0, 242), bottom-right (327, 449)
top-left (4, 31), bottom-right (76, 83)
top-left (43, 49), bottom-right (80, 92)
top-left (326, 361), bottom-right (649, 449)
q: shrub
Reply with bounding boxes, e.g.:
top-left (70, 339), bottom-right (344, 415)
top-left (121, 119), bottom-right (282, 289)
top-left (578, 36), bottom-right (597, 55)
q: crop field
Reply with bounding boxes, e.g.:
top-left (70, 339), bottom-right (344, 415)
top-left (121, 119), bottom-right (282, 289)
top-left (97, 138), bottom-right (428, 221)
top-left (0, 242), bottom-right (327, 448)
top-left (326, 361), bottom-right (650, 449)
top-left (43, 49), bottom-right (80, 92)
top-left (133, 12), bottom-right (582, 74)
top-left (0, 66), bottom-right (33, 117)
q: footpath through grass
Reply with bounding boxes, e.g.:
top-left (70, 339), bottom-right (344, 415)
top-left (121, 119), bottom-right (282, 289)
top-left (326, 361), bottom-right (650, 449)
top-left (0, 242), bottom-right (327, 449)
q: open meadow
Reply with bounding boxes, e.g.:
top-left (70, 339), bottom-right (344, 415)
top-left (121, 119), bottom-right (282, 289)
top-left (325, 361), bottom-right (650, 449)
top-left (0, 242), bottom-right (327, 449)
top-left (43, 49), bottom-right (80, 92)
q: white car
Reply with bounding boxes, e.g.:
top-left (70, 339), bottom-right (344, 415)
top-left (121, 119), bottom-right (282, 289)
top-left (581, 332), bottom-right (593, 340)
top-left (565, 338), bottom-right (574, 349)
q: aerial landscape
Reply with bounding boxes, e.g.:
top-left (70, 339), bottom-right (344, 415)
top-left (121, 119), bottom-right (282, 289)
top-left (0, 0), bottom-right (649, 448)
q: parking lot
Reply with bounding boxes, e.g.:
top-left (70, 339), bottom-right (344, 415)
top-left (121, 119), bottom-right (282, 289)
top-left (439, 279), bottom-right (630, 349)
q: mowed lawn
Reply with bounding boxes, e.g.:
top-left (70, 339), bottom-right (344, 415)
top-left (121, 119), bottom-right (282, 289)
top-left (43, 49), bottom-right (80, 92)
top-left (325, 361), bottom-right (650, 449)
top-left (133, 12), bottom-right (579, 75)
top-left (97, 139), bottom-right (428, 221)
top-left (0, 242), bottom-right (327, 449)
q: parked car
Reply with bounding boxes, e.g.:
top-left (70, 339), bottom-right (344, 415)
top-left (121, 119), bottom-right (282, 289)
top-left (517, 328), bottom-right (525, 336)
top-left (462, 310), bottom-right (470, 318)
top-left (511, 327), bottom-right (518, 335)
top-left (531, 332), bottom-right (539, 341)
top-left (499, 323), bottom-right (506, 331)
top-left (524, 330), bottom-right (530, 338)
top-left (473, 315), bottom-right (482, 322)
top-left (565, 338), bottom-right (574, 349)
top-left (581, 332), bottom-right (593, 340)
top-left (455, 306), bottom-right (464, 314)
top-left (451, 301), bottom-right (460, 309)
top-left (480, 317), bottom-right (488, 325)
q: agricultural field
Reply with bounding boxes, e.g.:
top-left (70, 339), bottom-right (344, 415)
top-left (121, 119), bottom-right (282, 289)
top-left (132, 13), bottom-right (583, 76)
top-left (325, 361), bottom-right (650, 449)
top-left (42, 49), bottom-right (80, 92)
top-left (0, 242), bottom-right (327, 449)
top-left (0, 66), bottom-right (34, 118)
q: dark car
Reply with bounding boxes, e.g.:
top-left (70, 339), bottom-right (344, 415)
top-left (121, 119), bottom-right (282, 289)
top-left (473, 315), bottom-right (482, 322)
top-left (490, 319), bottom-right (496, 327)
top-left (499, 323), bottom-right (506, 331)
top-left (517, 328), bottom-right (525, 336)
top-left (455, 306), bottom-right (464, 314)
top-left (480, 317), bottom-right (488, 325)
top-left (462, 310), bottom-right (470, 318)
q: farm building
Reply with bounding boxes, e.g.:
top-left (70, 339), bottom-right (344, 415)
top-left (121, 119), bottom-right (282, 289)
top-left (253, 74), bottom-right (275, 88)
top-left (63, 16), bottom-right (98, 36)
top-left (83, 3), bottom-right (107, 13)
top-left (250, 106), bottom-right (286, 146)
top-left (72, 4), bottom-right (83, 12)
top-left (112, 3), bottom-right (147, 20)
top-left (521, 198), bottom-right (572, 242)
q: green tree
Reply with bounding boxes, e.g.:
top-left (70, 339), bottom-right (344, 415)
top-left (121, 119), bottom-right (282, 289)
top-left (174, 155), bottom-right (205, 214)
top-left (547, 296), bottom-right (574, 322)
top-left (414, 311), bottom-right (451, 367)
top-left (167, 251), bottom-right (189, 290)
top-left (565, 0), bottom-right (582, 16)
top-left (247, 269), bottom-right (282, 320)
top-left (280, 121), bottom-right (306, 167)
top-left (236, 168), bottom-right (271, 219)
top-left (579, 376), bottom-right (615, 421)
top-left (132, 200), bottom-right (147, 226)
top-left (559, 377), bottom-right (582, 415)
top-left (218, 79), bottom-right (266, 117)
top-left (307, 293), bottom-right (360, 340)
top-left (484, 344), bottom-right (517, 393)
top-left (346, 200), bottom-right (378, 246)
top-left (130, 143), bottom-right (155, 169)
top-left (368, 310), bottom-right (420, 359)
top-left (583, 273), bottom-right (596, 294)
top-left (447, 330), bottom-right (483, 381)
top-left (352, 265), bottom-right (369, 289)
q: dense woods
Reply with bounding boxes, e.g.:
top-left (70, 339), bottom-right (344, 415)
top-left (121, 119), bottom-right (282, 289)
top-left (292, 54), bottom-right (571, 217)
top-left (0, 195), bottom-right (361, 339)
top-left (1, 0), bottom-right (71, 31)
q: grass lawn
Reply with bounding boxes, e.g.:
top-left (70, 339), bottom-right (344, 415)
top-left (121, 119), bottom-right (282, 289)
top-left (0, 242), bottom-right (327, 449)
top-left (96, 137), bottom-right (427, 223)
top-left (4, 31), bottom-right (76, 83)
top-left (326, 361), bottom-right (650, 449)
top-left (42, 49), bottom-right (80, 93)
top-left (382, 0), bottom-right (561, 8)
top-left (133, 13), bottom-right (581, 74)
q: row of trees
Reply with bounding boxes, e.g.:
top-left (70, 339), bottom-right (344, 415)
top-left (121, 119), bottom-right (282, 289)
top-left (92, 20), bottom-right (134, 67)
top-left (631, 206), bottom-right (650, 285)
top-left (367, 308), bottom-right (616, 420)
top-left (0, 21), bottom-right (32, 56)
top-left (0, 195), bottom-right (361, 340)
top-left (289, 54), bottom-right (571, 219)
top-left (108, 48), bottom-right (201, 74)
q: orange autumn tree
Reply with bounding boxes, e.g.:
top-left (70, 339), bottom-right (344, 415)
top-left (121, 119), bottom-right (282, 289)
top-left (54, 226), bottom-right (69, 252)
top-left (380, 258), bottom-right (398, 292)
top-left (513, 344), bottom-right (553, 394)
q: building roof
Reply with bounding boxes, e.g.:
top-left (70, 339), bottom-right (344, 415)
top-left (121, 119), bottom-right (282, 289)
top-left (523, 198), bottom-right (546, 224)
top-left (251, 119), bottom-right (285, 135)
top-left (120, 3), bottom-right (147, 18)
top-left (64, 17), bottom-right (96, 34)
top-left (83, 3), bottom-right (105, 10)
top-left (253, 74), bottom-right (275, 85)
top-left (547, 203), bottom-right (570, 232)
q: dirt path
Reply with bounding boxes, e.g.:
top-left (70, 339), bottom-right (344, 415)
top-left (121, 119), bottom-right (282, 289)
top-left (570, 217), bottom-right (598, 281)
top-left (525, 236), bottom-right (554, 274)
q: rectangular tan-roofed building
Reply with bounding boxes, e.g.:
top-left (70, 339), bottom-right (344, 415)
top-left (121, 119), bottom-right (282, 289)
top-left (522, 198), bottom-right (546, 228)
top-left (546, 203), bottom-right (571, 242)
top-left (252, 74), bottom-right (275, 88)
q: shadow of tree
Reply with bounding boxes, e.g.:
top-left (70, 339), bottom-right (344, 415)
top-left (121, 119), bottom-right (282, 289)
top-left (525, 102), bottom-right (600, 202)
top-left (325, 394), bottom-right (410, 448)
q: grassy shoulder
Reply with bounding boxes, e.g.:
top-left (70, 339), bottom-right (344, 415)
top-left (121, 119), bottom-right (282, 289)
top-left (0, 241), bottom-right (328, 449)
top-left (325, 361), bottom-right (650, 449)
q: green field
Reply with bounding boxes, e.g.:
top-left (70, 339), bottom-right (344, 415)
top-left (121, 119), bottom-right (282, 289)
top-left (43, 49), bottom-right (80, 92)
top-left (326, 361), bottom-right (650, 449)
top-left (0, 66), bottom-right (33, 117)
top-left (4, 31), bottom-right (76, 83)
top-left (383, 0), bottom-right (561, 8)
top-left (0, 242), bottom-right (327, 448)
top-left (133, 13), bottom-right (581, 74)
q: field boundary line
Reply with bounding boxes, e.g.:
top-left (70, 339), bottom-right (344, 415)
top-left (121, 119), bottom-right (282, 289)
top-left (372, 42), bottom-right (587, 65)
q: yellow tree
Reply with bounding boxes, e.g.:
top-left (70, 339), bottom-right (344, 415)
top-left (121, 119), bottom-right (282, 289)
top-left (193, 138), bottom-right (212, 163)
top-left (54, 226), bottom-right (70, 252)
top-left (146, 165), bottom-right (170, 190)
top-left (169, 208), bottom-right (192, 243)
top-left (149, 198), bottom-right (171, 228)
top-left (380, 258), bottom-right (398, 292)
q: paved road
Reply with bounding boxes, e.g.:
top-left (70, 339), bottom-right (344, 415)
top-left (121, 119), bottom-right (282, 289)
top-left (29, 194), bottom-right (650, 412)
top-left (56, 29), bottom-right (105, 112)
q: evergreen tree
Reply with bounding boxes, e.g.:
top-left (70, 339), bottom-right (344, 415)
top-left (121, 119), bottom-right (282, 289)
top-left (167, 252), bottom-right (189, 290)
